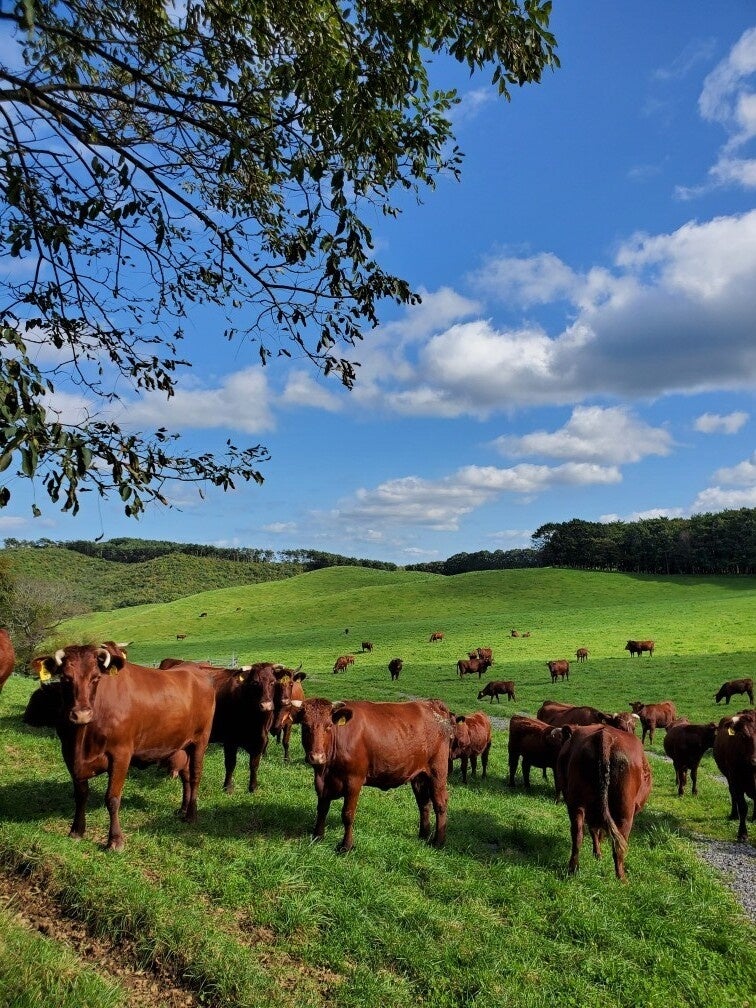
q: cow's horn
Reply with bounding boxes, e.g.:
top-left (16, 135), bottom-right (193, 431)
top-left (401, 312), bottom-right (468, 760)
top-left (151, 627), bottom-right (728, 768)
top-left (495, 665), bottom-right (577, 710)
top-left (97, 647), bottom-right (112, 668)
top-left (53, 648), bottom-right (66, 666)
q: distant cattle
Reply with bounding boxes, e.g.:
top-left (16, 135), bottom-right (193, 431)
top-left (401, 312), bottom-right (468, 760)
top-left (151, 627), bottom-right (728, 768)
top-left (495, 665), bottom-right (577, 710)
top-left (476, 647), bottom-right (493, 663)
top-left (547, 659), bottom-right (570, 683)
top-left (508, 714), bottom-right (563, 790)
top-left (575, 648), bottom-right (589, 663)
top-left (537, 701), bottom-right (637, 736)
top-left (30, 644), bottom-right (215, 850)
top-left (714, 678), bottom-right (754, 705)
top-left (388, 658), bottom-right (403, 681)
top-left (628, 701), bottom-right (677, 745)
top-left (510, 630), bottom-right (520, 638)
top-left (292, 697), bottom-right (454, 852)
top-left (199, 612), bottom-right (208, 618)
top-left (555, 723), bottom-right (652, 880)
top-left (521, 632), bottom-right (531, 638)
top-left (625, 639), bottom-right (654, 657)
top-left (663, 720), bottom-right (717, 796)
top-left (0, 629), bottom-right (15, 693)
top-left (477, 680), bottom-right (515, 704)
top-left (449, 712), bottom-right (492, 784)
top-left (429, 632), bottom-right (444, 643)
top-left (456, 656), bottom-right (492, 679)
top-left (713, 709), bottom-right (756, 841)
top-left (361, 641), bottom-right (374, 653)
top-left (333, 655), bottom-right (354, 674)
top-left (176, 633), bottom-right (187, 640)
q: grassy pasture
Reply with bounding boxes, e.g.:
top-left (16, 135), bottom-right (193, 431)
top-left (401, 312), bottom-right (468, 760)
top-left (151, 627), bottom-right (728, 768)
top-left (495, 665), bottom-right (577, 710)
top-left (0, 567), bottom-right (754, 1007)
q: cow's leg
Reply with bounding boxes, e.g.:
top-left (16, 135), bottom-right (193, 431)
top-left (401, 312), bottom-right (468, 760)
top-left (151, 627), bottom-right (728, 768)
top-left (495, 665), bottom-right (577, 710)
top-left (312, 792), bottom-right (332, 841)
top-left (590, 826), bottom-right (602, 859)
top-left (568, 807), bottom-right (584, 875)
top-left (748, 690), bottom-right (754, 705)
top-left (460, 756), bottom-right (469, 783)
top-left (735, 793), bottom-right (749, 841)
top-left (178, 762), bottom-right (191, 817)
top-left (184, 741), bottom-right (207, 824)
top-left (70, 776), bottom-right (90, 840)
top-left (428, 765), bottom-right (449, 847)
top-left (222, 743), bottom-right (237, 793)
top-left (690, 762), bottom-right (699, 797)
top-left (282, 723), bottom-right (291, 763)
top-left (522, 759), bottom-right (531, 789)
top-left (104, 759), bottom-right (130, 851)
top-left (727, 786), bottom-right (739, 821)
top-left (481, 744), bottom-right (490, 779)
top-left (336, 780), bottom-right (362, 853)
top-left (470, 754), bottom-right (478, 778)
top-left (508, 752), bottom-right (519, 787)
top-left (411, 776), bottom-right (432, 840)
top-left (677, 766), bottom-right (687, 797)
top-left (247, 750), bottom-right (263, 792)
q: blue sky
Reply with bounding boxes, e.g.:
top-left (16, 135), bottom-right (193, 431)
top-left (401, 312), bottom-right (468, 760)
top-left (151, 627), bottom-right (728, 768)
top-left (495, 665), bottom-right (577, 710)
top-left (1, 2), bottom-right (755, 564)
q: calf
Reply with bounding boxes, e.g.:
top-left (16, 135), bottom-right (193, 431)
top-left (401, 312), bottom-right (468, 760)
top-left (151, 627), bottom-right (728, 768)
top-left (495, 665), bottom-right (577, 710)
top-left (555, 724), bottom-right (652, 880)
top-left (575, 648), bottom-right (589, 663)
top-left (507, 715), bottom-right (562, 790)
top-left (663, 720), bottom-right (717, 796)
top-left (714, 678), bottom-right (754, 705)
top-left (625, 639), bottom-right (654, 657)
top-left (292, 697), bottom-right (453, 852)
top-left (713, 709), bottom-right (756, 841)
top-left (628, 700), bottom-right (677, 746)
top-left (0, 628), bottom-right (14, 692)
top-left (477, 680), bottom-right (515, 704)
top-left (547, 659), bottom-right (570, 683)
top-left (429, 632), bottom-right (444, 642)
top-left (271, 668), bottom-right (307, 762)
top-left (388, 658), bottom-right (403, 681)
top-left (449, 712), bottom-right (492, 784)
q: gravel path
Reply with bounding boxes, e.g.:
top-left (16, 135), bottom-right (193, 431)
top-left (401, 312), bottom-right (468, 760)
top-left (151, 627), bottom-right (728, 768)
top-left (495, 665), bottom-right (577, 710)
top-left (692, 836), bottom-right (756, 924)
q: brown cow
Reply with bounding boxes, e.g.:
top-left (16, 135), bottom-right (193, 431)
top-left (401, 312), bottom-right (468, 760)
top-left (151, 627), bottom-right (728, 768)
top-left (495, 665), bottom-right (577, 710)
top-left (477, 680), bottom-right (515, 703)
top-left (271, 668), bottom-right (307, 762)
top-left (546, 659), bottom-right (570, 683)
top-left (476, 647), bottom-right (493, 663)
top-left (714, 678), bottom-right (754, 705)
top-left (333, 655), bottom-right (354, 673)
top-left (0, 628), bottom-right (15, 692)
top-left (575, 648), bottom-right (589, 663)
top-left (555, 723), bottom-right (652, 880)
top-left (628, 701), bottom-right (677, 745)
top-left (537, 701), bottom-right (637, 735)
top-left (713, 709), bottom-right (756, 841)
top-left (429, 632), bottom-right (444, 642)
top-left (176, 633), bottom-right (187, 640)
top-left (449, 711), bottom-right (492, 784)
top-left (361, 641), bottom-right (374, 653)
top-left (510, 629), bottom-right (520, 638)
top-left (457, 656), bottom-right (492, 679)
top-left (508, 714), bottom-right (562, 789)
top-left (32, 644), bottom-right (215, 850)
top-left (663, 720), bottom-right (716, 796)
top-left (625, 639), bottom-right (655, 657)
top-left (292, 697), bottom-right (453, 852)
top-left (388, 658), bottom-right (403, 681)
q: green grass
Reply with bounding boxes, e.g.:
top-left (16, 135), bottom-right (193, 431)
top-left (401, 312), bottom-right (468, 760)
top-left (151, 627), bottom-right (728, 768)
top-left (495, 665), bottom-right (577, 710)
top-left (1, 567), bottom-right (755, 1007)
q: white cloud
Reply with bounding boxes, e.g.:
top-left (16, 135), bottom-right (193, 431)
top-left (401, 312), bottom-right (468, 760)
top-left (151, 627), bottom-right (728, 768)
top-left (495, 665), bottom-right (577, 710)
top-left (712, 453), bottom-right (756, 486)
top-left (281, 371), bottom-right (342, 412)
top-left (0, 515), bottom-right (29, 531)
top-left (694, 411), bottom-right (749, 433)
top-left (263, 521), bottom-right (298, 535)
top-left (493, 406), bottom-right (673, 464)
top-left (470, 252), bottom-right (579, 307)
top-left (600, 507), bottom-right (686, 523)
top-left (452, 87), bottom-right (495, 125)
top-left (692, 485), bottom-right (756, 510)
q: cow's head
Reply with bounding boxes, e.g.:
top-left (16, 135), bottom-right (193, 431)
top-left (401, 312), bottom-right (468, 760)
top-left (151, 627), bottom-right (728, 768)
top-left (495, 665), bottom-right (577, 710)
top-left (723, 712), bottom-right (756, 764)
top-left (298, 699), bottom-right (352, 766)
top-left (240, 663), bottom-right (276, 713)
top-left (271, 665), bottom-right (305, 732)
top-left (628, 701), bottom-right (644, 714)
top-left (608, 712), bottom-right (637, 734)
top-left (34, 644), bottom-right (124, 725)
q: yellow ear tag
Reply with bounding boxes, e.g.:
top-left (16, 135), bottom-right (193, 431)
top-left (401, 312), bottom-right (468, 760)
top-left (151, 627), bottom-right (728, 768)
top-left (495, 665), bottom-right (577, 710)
top-left (336, 716), bottom-right (348, 726)
top-left (281, 676), bottom-right (291, 685)
top-left (237, 673), bottom-right (244, 682)
top-left (727, 726), bottom-right (736, 736)
top-left (38, 667), bottom-right (52, 682)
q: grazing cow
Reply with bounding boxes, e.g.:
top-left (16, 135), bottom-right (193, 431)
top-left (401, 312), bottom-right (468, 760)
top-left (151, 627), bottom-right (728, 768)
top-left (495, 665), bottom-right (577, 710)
top-left (476, 647), bottom-right (493, 663)
top-left (333, 654), bottom-right (354, 674)
top-left (388, 658), bottom-right (403, 681)
top-left (537, 701), bottom-right (637, 735)
top-left (456, 656), bottom-right (492, 679)
top-left (429, 632), bottom-right (444, 643)
top-left (510, 630), bottom-right (520, 638)
top-left (628, 701), bottom-right (677, 746)
top-left (292, 697), bottom-right (454, 852)
top-left (714, 678), bottom-right (754, 705)
top-left (0, 628), bottom-right (15, 692)
top-left (199, 612), bottom-right (208, 618)
top-left (547, 659), bottom-right (570, 683)
top-left (31, 644), bottom-right (215, 850)
top-left (713, 709), bottom-right (756, 841)
top-left (522, 632), bottom-right (531, 638)
top-left (555, 723), bottom-right (652, 880)
top-left (477, 680), bottom-right (515, 703)
top-left (271, 668), bottom-right (307, 762)
top-left (361, 641), bottom-right (374, 653)
top-left (625, 639), bottom-right (655, 657)
top-left (508, 714), bottom-right (563, 789)
top-left (449, 712), bottom-right (492, 784)
top-left (176, 633), bottom-right (187, 641)
top-left (663, 721), bottom-right (717, 796)
top-left (575, 648), bottom-right (589, 663)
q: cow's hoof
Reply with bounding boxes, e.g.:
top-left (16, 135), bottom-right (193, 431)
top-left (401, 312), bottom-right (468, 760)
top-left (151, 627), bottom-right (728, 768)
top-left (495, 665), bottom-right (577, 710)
top-left (335, 843), bottom-right (354, 855)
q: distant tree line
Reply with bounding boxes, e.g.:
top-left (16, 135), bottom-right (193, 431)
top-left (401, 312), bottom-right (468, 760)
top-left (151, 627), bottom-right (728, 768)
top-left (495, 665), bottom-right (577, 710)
top-left (405, 548), bottom-right (542, 575)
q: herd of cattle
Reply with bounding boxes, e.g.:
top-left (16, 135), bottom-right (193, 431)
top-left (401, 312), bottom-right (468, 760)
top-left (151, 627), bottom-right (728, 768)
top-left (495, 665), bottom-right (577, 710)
top-left (6, 632), bottom-right (756, 880)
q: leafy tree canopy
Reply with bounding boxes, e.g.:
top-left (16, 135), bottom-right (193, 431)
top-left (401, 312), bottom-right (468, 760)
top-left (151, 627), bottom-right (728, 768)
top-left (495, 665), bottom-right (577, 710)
top-left (0, 0), bottom-right (557, 517)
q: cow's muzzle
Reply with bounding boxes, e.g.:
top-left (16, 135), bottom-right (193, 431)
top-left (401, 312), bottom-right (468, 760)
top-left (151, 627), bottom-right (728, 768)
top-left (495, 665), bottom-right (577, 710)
top-left (307, 752), bottom-right (327, 766)
top-left (69, 708), bottom-right (93, 725)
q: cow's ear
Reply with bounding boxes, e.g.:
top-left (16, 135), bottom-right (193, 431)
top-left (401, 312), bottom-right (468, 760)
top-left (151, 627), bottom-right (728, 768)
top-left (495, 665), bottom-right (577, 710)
top-left (294, 672), bottom-right (307, 682)
top-left (455, 715), bottom-right (466, 724)
top-left (30, 656), bottom-right (54, 681)
top-left (96, 648), bottom-right (125, 674)
top-left (560, 725), bottom-right (573, 742)
top-left (332, 706), bottom-right (353, 727)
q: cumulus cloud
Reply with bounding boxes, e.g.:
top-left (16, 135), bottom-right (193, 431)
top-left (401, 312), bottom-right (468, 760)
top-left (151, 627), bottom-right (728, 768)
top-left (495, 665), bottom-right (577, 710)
top-left (692, 485), bottom-right (756, 510)
top-left (281, 371), bottom-right (343, 412)
top-left (493, 406), bottom-right (673, 464)
top-left (600, 507), bottom-right (687, 522)
top-left (694, 411), bottom-right (749, 433)
top-left (712, 452), bottom-right (756, 486)
top-left (470, 252), bottom-right (580, 307)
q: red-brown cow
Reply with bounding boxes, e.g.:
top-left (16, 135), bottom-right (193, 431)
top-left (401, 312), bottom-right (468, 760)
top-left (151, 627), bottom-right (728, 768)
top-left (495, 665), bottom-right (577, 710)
top-left (388, 658), bottom-right (403, 681)
top-left (575, 648), bottom-right (589, 663)
top-left (429, 632), bottom-right (444, 642)
top-left (0, 628), bottom-right (15, 692)
top-left (663, 720), bottom-right (716, 796)
top-left (714, 678), bottom-right (754, 705)
top-left (32, 644), bottom-right (215, 850)
top-left (713, 709), bottom-right (756, 841)
top-left (537, 701), bottom-right (637, 735)
top-left (546, 659), bottom-right (570, 683)
top-left (333, 654), bottom-right (354, 673)
top-left (292, 697), bottom-right (453, 852)
top-left (271, 668), bottom-right (307, 762)
top-left (476, 647), bottom-right (493, 663)
top-left (477, 680), bottom-right (515, 703)
top-left (508, 714), bottom-right (563, 790)
top-left (510, 629), bottom-right (520, 638)
top-left (625, 639), bottom-right (655, 657)
top-left (628, 701), bottom-right (677, 745)
top-left (555, 723), bottom-right (652, 880)
top-left (449, 711), bottom-right (492, 784)
top-left (361, 641), bottom-right (374, 653)
top-left (456, 656), bottom-right (492, 679)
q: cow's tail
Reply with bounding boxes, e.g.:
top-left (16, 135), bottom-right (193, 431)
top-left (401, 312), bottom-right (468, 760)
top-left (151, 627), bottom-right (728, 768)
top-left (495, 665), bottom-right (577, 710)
top-left (598, 730), bottom-right (628, 861)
